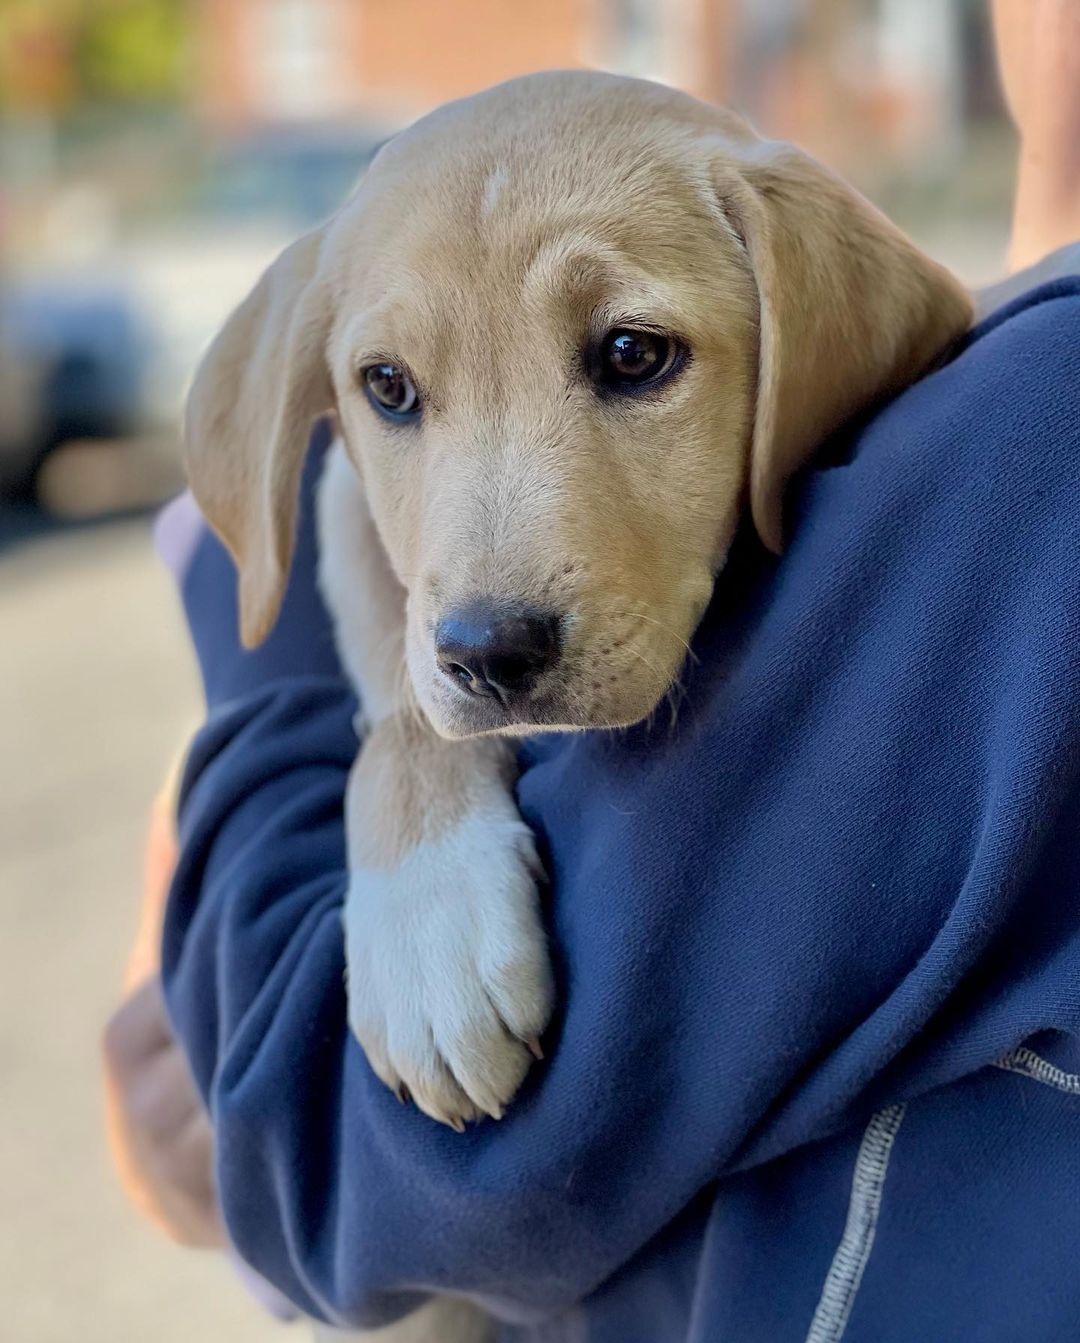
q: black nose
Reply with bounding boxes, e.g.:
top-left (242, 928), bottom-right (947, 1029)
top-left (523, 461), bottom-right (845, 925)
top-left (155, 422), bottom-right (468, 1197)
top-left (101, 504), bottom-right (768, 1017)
top-left (435, 602), bottom-right (561, 705)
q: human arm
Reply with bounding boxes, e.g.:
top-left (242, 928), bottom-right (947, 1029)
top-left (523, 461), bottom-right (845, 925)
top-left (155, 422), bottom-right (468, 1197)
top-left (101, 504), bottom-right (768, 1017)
top-left (103, 975), bottom-right (225, 1250)
top-left (102, 751), bottom-right (226, 1251)
top-left (164, 289), bottom-right (1080, 1329)
top-left (993, 0), bottom-right (1080, 271)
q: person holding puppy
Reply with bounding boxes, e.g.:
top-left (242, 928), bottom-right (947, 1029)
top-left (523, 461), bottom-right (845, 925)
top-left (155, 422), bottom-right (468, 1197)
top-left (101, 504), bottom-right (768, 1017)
top-left (106, 3), bottom-right (1080, 1339)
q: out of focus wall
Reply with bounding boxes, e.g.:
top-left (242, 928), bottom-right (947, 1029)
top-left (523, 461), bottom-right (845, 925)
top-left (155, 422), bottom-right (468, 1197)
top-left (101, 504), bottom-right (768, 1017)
top-left (184, 0), bottom-right (1001, 209)
top-left (193, 0), bottom-right (739, 126)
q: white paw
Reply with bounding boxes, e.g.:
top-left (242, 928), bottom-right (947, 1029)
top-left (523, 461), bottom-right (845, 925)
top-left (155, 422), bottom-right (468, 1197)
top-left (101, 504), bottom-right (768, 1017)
top-left (343, 808), bottom-right (554, 1129)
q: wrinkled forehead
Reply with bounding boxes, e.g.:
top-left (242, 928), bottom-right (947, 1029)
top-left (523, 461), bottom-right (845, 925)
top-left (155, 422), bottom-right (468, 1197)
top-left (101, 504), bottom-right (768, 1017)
top-left (327, 118), bottom-right (737, 372)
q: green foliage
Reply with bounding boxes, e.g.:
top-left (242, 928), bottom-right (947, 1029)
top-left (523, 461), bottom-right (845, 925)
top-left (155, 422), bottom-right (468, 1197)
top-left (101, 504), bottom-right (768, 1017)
top-left (75, 0), bottom-right (190, 102)
top-left (0, 0), bottom-right (192, 108)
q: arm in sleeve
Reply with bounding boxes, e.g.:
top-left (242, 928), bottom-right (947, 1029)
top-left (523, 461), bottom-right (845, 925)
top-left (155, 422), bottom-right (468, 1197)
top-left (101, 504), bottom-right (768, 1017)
top-left (164, 288), bottom-right (1080, 1329)
top-left (163, 445), bottom-right (742, 1328)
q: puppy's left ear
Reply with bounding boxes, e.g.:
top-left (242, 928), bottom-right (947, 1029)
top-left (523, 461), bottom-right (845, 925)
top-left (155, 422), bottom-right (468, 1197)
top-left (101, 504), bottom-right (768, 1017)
top-left (719, 142), bottom-right (972, 552)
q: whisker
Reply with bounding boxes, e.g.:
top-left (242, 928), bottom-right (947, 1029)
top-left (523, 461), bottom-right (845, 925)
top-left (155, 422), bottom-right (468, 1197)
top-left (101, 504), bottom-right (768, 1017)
top-left (623, 643), bottom-right (672, 690)
top-left (391, 656), bottom-right (427, 733)
top-left (606, 610), bottom-right (700, 664)
top-left (622, 644), bottom-right (686, 736)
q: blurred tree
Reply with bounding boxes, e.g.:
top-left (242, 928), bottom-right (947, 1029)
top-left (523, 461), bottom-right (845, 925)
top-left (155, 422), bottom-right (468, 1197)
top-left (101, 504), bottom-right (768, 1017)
top-left (0, 0), bottom-right (191, 109)
top-left (0, 1), bottom-right (78, 111)
top-left (75, 0), bottom-right (190, 102)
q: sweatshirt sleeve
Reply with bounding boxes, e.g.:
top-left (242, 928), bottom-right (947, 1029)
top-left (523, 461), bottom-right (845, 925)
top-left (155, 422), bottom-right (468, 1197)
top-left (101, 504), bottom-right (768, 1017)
top-left (165, 421), bottom-right (732, 1329)
top-left (163, 285), bottom-right (1080, 1331)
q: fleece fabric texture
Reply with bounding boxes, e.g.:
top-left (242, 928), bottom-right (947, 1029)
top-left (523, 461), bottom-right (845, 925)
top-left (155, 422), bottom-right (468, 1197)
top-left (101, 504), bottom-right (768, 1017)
top-left (164, 278), bottom-right (1080, 1342)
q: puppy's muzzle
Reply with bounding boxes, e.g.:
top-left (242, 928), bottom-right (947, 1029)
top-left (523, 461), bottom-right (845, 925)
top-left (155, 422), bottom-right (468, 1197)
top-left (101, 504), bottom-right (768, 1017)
top-left (435, 601), bottom-right (562, 708)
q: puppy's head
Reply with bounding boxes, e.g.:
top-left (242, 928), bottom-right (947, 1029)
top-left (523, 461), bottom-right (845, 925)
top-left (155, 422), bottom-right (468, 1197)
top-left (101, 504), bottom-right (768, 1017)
top-left (186, 71), bottom-right (971, 738)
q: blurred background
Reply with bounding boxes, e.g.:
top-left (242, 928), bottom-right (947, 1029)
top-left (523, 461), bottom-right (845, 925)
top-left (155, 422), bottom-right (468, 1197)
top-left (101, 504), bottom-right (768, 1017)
top-left (0, 2), bottom-right (1017, 1339)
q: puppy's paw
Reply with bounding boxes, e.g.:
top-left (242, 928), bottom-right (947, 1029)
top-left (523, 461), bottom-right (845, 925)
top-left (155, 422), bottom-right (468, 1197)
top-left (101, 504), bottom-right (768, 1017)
top-left (344, 809), bottom-right (554, 1130)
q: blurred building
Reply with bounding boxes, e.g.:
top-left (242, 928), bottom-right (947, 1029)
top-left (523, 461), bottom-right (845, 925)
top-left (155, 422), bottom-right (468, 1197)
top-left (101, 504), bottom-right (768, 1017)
top-left (192, 0), bottom-right (735, 127)
top-left (189, 0), bottom-right (986, 162)
top-left (1, 1), bottom-right (996, 167)
top-left (184, 0), bottom-right (1000, 212)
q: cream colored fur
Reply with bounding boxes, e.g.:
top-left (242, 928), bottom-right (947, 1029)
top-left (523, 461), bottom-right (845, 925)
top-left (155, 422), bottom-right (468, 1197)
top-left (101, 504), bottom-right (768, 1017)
top-left (184, 70), bottom-right (971, 1343)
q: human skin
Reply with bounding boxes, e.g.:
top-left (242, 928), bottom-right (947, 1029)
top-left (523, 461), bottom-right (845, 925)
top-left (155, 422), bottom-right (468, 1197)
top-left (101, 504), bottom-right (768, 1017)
top-left (101, 788), bottom-right (225, 1249)
top-left (993, 0), bottom-right (1080, 270)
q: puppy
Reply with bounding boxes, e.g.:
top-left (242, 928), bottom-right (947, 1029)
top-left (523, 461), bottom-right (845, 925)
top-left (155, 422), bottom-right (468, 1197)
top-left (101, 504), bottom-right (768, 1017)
top-left (185, 59), bottom-right (969, 1182)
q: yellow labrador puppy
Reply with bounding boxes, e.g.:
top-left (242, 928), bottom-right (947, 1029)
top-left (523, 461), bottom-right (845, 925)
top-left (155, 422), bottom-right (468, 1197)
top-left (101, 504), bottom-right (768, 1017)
top-left (186, 72), bottom-right (970, 1154)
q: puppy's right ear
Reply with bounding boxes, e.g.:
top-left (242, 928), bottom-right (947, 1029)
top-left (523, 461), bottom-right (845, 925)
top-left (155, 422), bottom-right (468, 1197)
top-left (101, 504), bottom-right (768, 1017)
top-left (184, 227), bottom-right (333, 647)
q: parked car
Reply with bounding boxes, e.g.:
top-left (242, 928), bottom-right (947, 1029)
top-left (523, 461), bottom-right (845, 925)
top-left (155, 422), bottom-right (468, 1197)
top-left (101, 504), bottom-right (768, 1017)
top-left (0, 281), bottom-right (151, 498)
top-left (191, 123), bottom-right (383, 228)
top-left (0, 123), bottom-right (384, 503)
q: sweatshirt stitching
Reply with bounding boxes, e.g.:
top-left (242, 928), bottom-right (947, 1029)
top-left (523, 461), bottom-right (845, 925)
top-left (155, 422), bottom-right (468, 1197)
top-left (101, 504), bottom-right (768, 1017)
top-left (805, 1104), bottom-right (907, 1343)
top-left (995, 1046), bottom-right (1080, 1094)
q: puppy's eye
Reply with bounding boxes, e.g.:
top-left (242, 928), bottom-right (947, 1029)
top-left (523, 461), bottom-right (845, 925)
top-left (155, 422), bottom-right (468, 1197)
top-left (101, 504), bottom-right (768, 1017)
top-left (362, 362), bottom-right (420, 418)
top-left (599, 328), bottom-right (675, 388)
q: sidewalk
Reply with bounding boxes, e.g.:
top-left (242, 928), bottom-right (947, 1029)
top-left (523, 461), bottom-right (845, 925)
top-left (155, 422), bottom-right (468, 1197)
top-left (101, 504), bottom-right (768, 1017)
top-left (0, 515), bottom-right (278, 1343)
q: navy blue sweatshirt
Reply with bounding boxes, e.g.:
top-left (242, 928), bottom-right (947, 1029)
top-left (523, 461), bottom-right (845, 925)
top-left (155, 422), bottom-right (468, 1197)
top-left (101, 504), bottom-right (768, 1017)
top-left (165, 279), bottom-right (1080, 1341)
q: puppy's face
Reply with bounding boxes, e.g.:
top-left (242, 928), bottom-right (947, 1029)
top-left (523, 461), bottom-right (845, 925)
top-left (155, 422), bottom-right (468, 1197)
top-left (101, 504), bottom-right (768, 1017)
top-left (185, 72), bottom-right (972, 736)
top-left (325, 102), bottom-right (758, 736)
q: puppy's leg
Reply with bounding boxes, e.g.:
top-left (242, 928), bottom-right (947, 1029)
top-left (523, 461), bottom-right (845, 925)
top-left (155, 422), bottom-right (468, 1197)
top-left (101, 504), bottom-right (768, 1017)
top-left (318, 442), bottom-right (554, 1128)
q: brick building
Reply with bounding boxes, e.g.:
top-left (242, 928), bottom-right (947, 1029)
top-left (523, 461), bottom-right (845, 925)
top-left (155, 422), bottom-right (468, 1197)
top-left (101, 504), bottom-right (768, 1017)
top-left (193, 0), bottom-right (734, 127)
top-left (192, 0), bottom-right (977, 179)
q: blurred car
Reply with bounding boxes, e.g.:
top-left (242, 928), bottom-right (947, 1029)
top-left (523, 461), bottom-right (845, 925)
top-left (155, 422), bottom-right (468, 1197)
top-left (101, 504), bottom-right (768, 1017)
top-left (0, 123), bottom-right (383, 505)
top-left (191, 123), bottom-right (383, 229)
top-left (119, 123), bottom-right (386, 441)
top-left (0, 282), bottom-right (152, 498)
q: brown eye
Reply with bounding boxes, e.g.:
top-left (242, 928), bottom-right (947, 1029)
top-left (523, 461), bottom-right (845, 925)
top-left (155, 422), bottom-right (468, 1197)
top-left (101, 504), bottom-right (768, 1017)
top-left (362, 362), bottom-right (420, 418)
top-left (599, 329), bottom-right (674, 387)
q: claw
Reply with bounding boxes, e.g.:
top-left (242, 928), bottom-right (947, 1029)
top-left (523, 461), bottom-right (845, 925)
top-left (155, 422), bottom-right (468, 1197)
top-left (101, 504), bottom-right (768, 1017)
top-left (449, 1115), bottom-right (466, 1134)
top-left (526, 1036), bottom-right (545, 1061)
top-left (396, 1083), bottom-right (412, 1105)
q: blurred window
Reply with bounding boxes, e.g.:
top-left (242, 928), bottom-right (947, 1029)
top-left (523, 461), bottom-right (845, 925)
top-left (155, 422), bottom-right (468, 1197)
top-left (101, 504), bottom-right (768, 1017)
top-left (608, 0), bottom-right (665, 79)
top-left (251, 0), bottom-right (353, 120)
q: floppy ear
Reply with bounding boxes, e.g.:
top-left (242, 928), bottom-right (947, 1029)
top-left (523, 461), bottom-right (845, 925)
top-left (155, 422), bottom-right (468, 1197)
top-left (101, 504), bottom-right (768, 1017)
top-left (720, 142), bottom-right (972, 552)
top-left (184, 227), bottom-right (334, 646)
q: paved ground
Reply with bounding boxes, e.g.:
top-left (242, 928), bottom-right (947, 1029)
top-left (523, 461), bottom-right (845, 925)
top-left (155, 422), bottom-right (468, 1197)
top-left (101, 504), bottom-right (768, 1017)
top-left (0, 514), bottom-right (281, 1342)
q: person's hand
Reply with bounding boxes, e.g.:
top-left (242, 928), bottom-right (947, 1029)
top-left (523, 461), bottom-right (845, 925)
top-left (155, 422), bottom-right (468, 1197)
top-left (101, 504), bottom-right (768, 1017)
top-left (103, 775), bottom-right (224, 1249)
top-left (103, 974), bottom-right (226, 1249)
